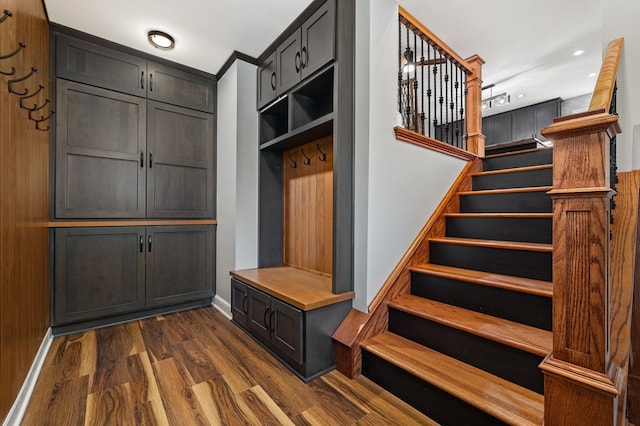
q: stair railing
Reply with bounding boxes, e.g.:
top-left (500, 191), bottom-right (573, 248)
top-left (395, 6), bottom-right (485, 157)
top-left (540, 37), bottom-right (627, 426)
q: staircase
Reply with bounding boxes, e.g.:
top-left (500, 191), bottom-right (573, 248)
top-left (360, 145), bottom-right (554, 425)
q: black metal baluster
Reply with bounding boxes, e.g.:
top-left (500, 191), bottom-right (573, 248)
top-left (405, 26), bottom-right (411, 128)
top-left (426, 41), bottom-right (432, 138)
top-left (455, 65), bottom-right (461, 148)
top-left (609, 81), bottom-right (618, 226)
top-left (413, 30), bottom-right (419, 134)
top-left (420, 36), bottom-right (425, 135)
top-left (438, 50), bottom-right (444, 142)
top-left (398, 17), bottom-right (402, 124)
top-left (444, 56), bottom-right (449, 145)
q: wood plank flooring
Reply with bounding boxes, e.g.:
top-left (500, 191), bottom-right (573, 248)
top-left (21, 307), bottom-right (437, 425)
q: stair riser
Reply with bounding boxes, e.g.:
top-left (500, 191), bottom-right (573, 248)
top-left (429, 242), bottom-right (552, 281)
top-left (362, 350), bottom-right (507, 426)
top-left (459, 191), bottom-right (552, 213)
top-left (411, 272), bottom-right (552, 330)
top-left (446, 216), bottom-right (552, 244)
top-left (483, 149), bottom-right (553, 171)
top-left (472, 168), bottom-right (552, 190)
top-left (389, 309), bottom-right (545, 394)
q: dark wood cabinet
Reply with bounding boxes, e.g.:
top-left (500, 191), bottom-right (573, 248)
top-left (257, 52), bottom-right (278, 109)
top-left (147, 62), bottom-right (215, 113)
top-left (54, 225), bottom-right (215, 326)
top-left (54, 227), bottom-right (146, 325)
top-left (483, 98), bottom-right (561, 145)
top-left (231, 278), bottom-right (250, 326)
top-left (55, 80), bottom-right (147, 219)
top-left (147, 101), bottom-right (215, 218)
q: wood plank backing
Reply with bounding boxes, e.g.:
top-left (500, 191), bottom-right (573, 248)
top-left (0, 0), bottom-right (50, 418)
top-left (361, 332), bottom-right (544, 426)
top-left (22, 306), bottom-right (436, 425)
top-left (282, 136), bottom-right (333, 275)
top-left (410, 263), bottom-right (552, 297)
top-left (388, 295), bottom-right (552, 356)
top-left (230, 267), bottom-right (353, 311)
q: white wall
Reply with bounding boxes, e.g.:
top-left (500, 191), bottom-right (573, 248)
top-left (602, 0), bottom-right (640, 171)
top-left (353, 0), bottom-right (467, 310)
top-left (215, 60), bottom-right (259, 316)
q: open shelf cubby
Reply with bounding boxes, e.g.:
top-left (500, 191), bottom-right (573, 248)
top-left (259, 96), bottom-right (289, 145)
top-left (291, 66), bottom-right (334, 130)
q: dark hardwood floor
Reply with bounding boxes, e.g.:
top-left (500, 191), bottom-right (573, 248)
top-left (21, 306), bottom-right (437, 425)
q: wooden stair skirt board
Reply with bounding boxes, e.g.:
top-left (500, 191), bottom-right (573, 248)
top-left (352, 146), bottom-right (554, 424)
top-left (283, 136), bottom-right (333, 275)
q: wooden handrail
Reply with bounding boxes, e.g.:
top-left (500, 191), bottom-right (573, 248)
top-left (589, 37), bottom-right (624, 111)
top-left (398, 5), bottom-right (472, 73)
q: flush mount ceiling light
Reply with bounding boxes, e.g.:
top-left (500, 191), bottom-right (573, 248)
top-left (573, 49), bottom-right (585, 56)
top-left (148, 30), bottom-right (175, 50)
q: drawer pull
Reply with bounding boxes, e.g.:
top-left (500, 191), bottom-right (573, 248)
top-left (264, 308), bottom-right (271, 330)
top-left (139, 235), bottom-right (143, 253)
top-left (295, 51), bottom-right (301, 73)
top-left (242, 294), bottom-right (248, 314)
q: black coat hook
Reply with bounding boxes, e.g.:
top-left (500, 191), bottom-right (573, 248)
top-left (288, 152), bottom-right (297, 168)
top-left (0, 42), bottom-right (25, 60)
top-left (317, 144), bottom-right (327, 162)
top-left (8, 66), bottom-right (36, 96)
top-left (0, 65), bottom-right (15, 76)
top-left (28, 98), bottom-right (49, 121)
top-left (33, 110), bottom-right (54, 132)
top-left (0, 10), bottom-right (12, 25)
top-left (19, 84), bottom-right (44, 110)
top-left (301, 148), bottom-right (311, 165)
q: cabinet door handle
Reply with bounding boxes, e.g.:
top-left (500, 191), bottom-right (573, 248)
top-left (242, 294), bottom-right (248, 314)
top-left (139, 235), bottom-right (144, 253)
top-left (270, 72), bottom-right (276, 90)
top-left (263, 308), bottom-right (270, 331)
top-left (149, 151), bottom-right (153, 168)
top-left (301, 46), bottom-right (307, 68)
top-left (141, 71), bottom-right (145, 90)
top-left (295, 51), bottom-right (301, 73)
top-left (149, 73), bottom-right (153, 91)
top-left (140, 150), bottom-right (144, 167)
top-left (148, 235), bottom-right (152, 252)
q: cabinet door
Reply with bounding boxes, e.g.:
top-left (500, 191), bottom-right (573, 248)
top-left (486, 112), bottom-right (512, 144)
top-left (56, 34), bottom-right (146, 97)
top-left (146, 225), bottom-right (214, 307)
top-left (270, 298), bottom-right (303, 364)
top-left (276, 30), bottom-right (302, 94)
top-left (300, 0), bottom-right (335, 80)
top-left (56, 80), bottom-right (146, 218)
top-left (147, 62), bottom-right (215, 113)
top-left (53, 227), bottom-right (146, 325)
top-left (147, 101), bottom-right (215, 218)
top-left (511, 107), bottom-right (535, 141)
top-left (231, 278), bottom-right (249, 326)
top-left (534, 100), bottom-right (560, 140)
top-left (247, 287), bottom-right (271, 343)
top-left (257, 51), bottom-right (278, 109)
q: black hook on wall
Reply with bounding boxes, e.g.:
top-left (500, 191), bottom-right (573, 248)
top-left (301, 148), bottom-right (311, 165)
top-left (0, 42), bottom-right (25, 60)
top-left (19, 84), bottom-right (44, 110)
top-left (288, 152), bottom-right (297, 168)
top-left (7, 66), bottom-right (36, 96)
top-left (317, 144), bottom-right (327, 162)
top-left (32, 109), bottom-right (55, 132)
top-left (0, 10), bottom-right (12, 25)
top-left (27, 98), bottom-right (49, 121)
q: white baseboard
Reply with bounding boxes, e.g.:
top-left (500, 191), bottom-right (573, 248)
top-left (3, 328), bottom-right (53, 426)
top-left (213, 295), bottom-right (232, 320)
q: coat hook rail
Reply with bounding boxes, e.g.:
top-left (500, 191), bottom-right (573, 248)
top-left (8, 66), bottom-right (36, 96)
top-left (0, 10), bottom-right (12, 25)
top-left (28, 98), bottom-right (49, 120)
top-left (317, 144), bottom-right (327, 161)
top-left (19, 84), bottom-right (44, 110)
top-left (301, 148), bottom-right (311, 165)
top-left (33, 110), bottom-right (54, 131)
top-left (288, 152), bottom-right (297, 168)
top-left (0, 42), bottom-right (25, 60)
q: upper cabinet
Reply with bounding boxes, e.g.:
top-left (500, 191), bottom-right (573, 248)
top-left (258, 0), bottom-right (335, 109)
top-left (56, 33), bottom-right (214, 113)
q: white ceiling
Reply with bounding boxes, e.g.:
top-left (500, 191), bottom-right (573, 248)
top-left (44, 0), bottom-right (603, 116)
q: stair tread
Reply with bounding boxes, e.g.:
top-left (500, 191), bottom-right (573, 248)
top-left (410, 264), bottom-right (552, 297)
top-left (459, 186), bottom-right (553, 196)
top-left (429, 236), bottom-right (552, 252)
top-left (483, 146), bottom-right (552, 160)
top-left (362, 332), bottom-right (545, 426)
top-left (445, 212), bottom-right (552, 218)
top-left (471, 164), bottom-right (552, 177)
top-left (388, 295), bottom-right (552, 356)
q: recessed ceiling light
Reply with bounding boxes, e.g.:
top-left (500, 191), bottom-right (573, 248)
top-left (589, 72), bottom-right (597, 77)
top-left (573, 49), bottom-right (585, 56)
top-left (517, 93), bottom-right (525, 98)
top-left (148, 30), bottom-right (175, 50)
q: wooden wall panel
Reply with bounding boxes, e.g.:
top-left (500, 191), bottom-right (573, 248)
top-left (282, 136), bottom-right (333, 276)
top-left (0, 0), bottom-right (50, 420)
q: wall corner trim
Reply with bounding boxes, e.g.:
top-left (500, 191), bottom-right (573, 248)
top-left (213, 295), bottom-right (232, 319)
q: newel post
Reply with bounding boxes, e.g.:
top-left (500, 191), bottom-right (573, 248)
top-left (540, 110), bottom-right (623, 425)
top-left (465, 54), bottom-right (485, 157)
